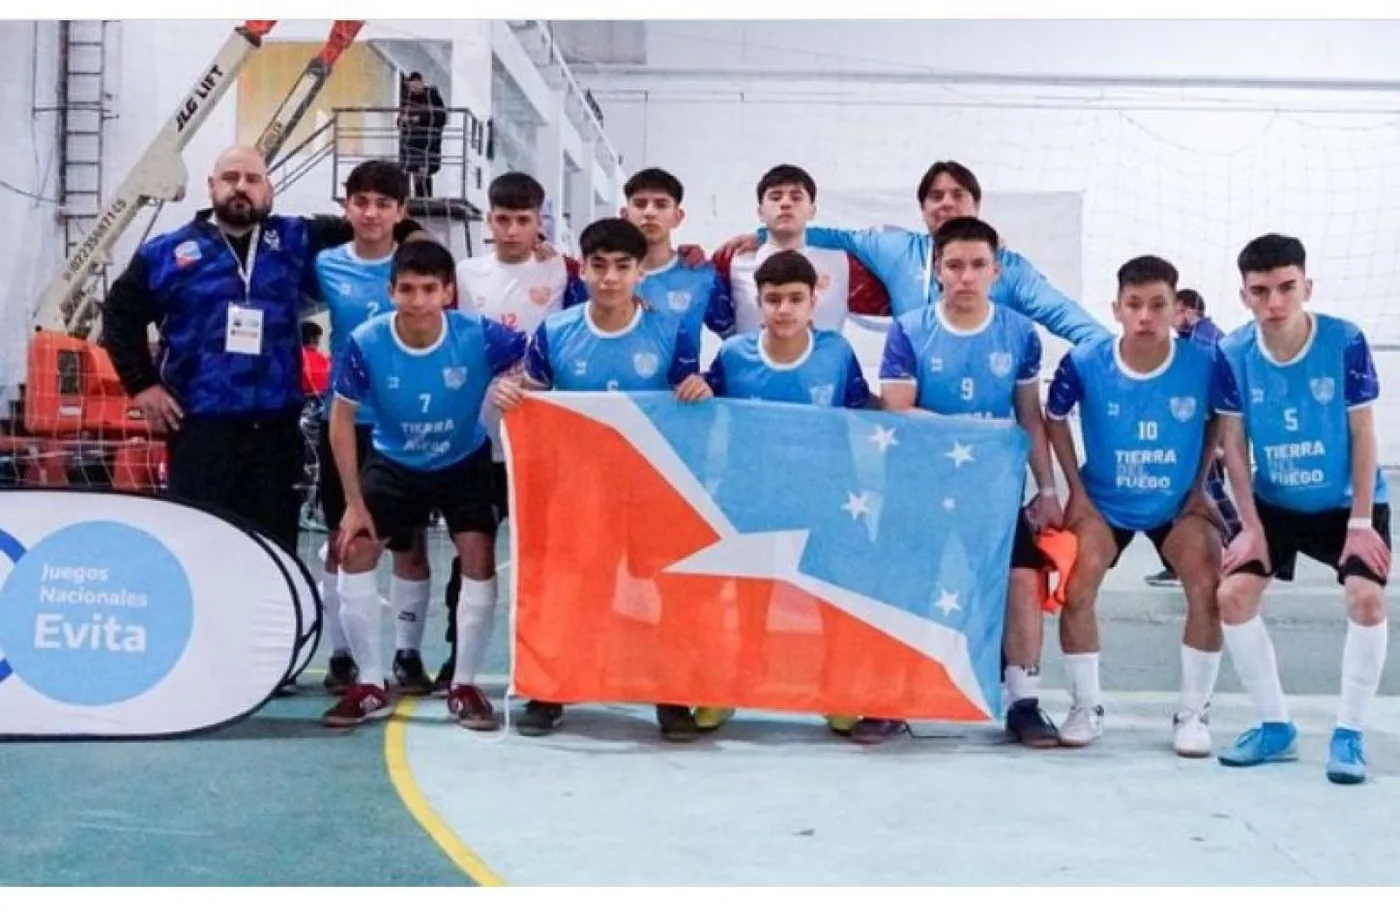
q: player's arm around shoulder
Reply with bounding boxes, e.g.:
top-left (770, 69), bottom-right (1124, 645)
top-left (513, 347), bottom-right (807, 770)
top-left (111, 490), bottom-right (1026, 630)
top-left (999, 246), bottom-right (1109, 347)
top-left (495, 316), bottom-right (554, 411)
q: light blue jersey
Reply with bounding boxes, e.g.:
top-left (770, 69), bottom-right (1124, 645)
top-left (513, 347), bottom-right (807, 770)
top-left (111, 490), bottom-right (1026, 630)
top-left (335, 311), bottom-right (526, 472)
top-left (1047, 336), bottom-right (1216, 531)
top-left (879, 301), bottom-right (1040, 420)
top-left (525, 302), bottom-right (700, 392)
top-left (762, 225), bottom-right (1109, 345)
top-left (638, 256), bottom-right (735, 344)
top-left (315, 243), bottom-right (395, 426)
top-left (706, 329), bottom-right (871, 408)
top-left (1214, 311), bottom-right (1387, 513)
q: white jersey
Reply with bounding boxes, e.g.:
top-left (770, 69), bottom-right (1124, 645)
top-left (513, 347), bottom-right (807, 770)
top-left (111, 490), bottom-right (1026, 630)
top-left (728, 242), bottom-right (853, 335)
top-left (455, 254), bottom-right (579, 461)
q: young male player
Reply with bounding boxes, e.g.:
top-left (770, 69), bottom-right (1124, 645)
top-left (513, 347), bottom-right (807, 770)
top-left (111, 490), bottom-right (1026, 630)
top-left (698, 248), bottom-right (876, 736)
top-left (323, 239), bottom-right (527, 728)
top-left (1212, 233), bottom-right (1390, 785)
top-left (494, 217), bottom-right (715, 741)
top-left (439, 172), bottom-right (589, 691)
top-left (877, 216), bottom-right (1063, 748)
top-left (719, 160), bottom-right (1106, 345)
top-left (1044, 255), bottom-right (1224, 755)
top-left (620, 167), bottom-right (735, 344)
top-left (313, 160), bottom-right (438, 696)
top-left (715, 164), bottom-right (890, 336)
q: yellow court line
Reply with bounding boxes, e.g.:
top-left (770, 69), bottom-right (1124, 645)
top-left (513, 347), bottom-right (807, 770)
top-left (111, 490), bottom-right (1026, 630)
top-left (383, 696), bottom-right (508, 886)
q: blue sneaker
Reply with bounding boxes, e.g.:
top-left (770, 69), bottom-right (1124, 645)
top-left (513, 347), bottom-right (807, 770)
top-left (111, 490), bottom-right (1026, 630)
top-left (1326, 728), bottom-right (1367, 785)
top-left (1218, 721), bottom-right (1299, 767)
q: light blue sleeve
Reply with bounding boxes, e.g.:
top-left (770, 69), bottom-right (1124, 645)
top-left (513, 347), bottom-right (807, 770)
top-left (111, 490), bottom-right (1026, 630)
top-left (761, 225), bottom-right (919, 293)
top-left (998, 248), bottom-right (1110, 347)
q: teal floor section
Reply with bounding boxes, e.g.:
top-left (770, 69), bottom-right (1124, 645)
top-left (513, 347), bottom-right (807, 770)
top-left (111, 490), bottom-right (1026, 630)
top-left (0, 526), bottom-right (495, 887)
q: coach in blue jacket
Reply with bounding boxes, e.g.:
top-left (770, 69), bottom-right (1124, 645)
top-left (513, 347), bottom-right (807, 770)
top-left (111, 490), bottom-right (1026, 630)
top-left (102, 146), bottom-right (422, 555)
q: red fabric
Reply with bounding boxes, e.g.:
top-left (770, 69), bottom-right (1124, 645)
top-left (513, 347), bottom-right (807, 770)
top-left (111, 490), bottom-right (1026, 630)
top-left (846, 253), bottom-right (891, 317)
top-left (302, 347), bottom-right (330, 396)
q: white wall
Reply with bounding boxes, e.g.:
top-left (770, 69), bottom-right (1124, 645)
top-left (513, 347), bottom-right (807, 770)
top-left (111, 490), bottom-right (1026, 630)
top-left (585, 20), bottom-right (1400, 465)
top-left (0, 22), bottom-right (63, 394)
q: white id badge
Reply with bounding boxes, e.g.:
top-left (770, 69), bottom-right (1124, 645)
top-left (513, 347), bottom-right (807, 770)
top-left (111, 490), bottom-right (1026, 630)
top-left (225, 303), bottom-right (265, 355)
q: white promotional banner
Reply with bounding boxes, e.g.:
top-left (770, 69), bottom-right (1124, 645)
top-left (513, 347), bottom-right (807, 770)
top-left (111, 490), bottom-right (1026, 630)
top-left (0, 490), bottom-right (301, 738)
top-left (250, 530), bottom-right (322, 683)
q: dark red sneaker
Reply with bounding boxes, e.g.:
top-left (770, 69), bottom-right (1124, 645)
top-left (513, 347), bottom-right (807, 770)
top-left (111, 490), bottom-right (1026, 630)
top-left (322, 683), bottom-right (392, 727)
top-left (447, 684), bottom-right (498, 732)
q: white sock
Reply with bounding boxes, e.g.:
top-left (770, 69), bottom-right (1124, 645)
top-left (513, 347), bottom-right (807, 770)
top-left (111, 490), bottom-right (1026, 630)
top-left (1179, 645), bottom-right (1222, 715)
top-left (339, 570), bottom-right (384, 688)
top-left (1004, 665), bottom-right (1041, 706)
top-left (1223, 617), bottom-right (1289, 723)
top-left (1063, 652), bottom-right (1102, 709)
top-left (391, 575), bottom-right (432, 653)
top-left (322, 567), bottom-right (350, 654)
top-left (1338, 620), bottom-right (1388, 731)
top-left (453, 576), bottom-right (498, 688)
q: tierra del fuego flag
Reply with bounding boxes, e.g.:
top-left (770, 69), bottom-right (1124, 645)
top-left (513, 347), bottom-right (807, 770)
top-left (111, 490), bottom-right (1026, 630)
top-left (502, 392), bottom-right (1029, 722)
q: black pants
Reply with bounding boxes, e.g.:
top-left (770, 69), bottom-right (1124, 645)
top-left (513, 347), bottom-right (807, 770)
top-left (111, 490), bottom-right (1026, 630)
top-left (165, 413), bottom-right (304, 554)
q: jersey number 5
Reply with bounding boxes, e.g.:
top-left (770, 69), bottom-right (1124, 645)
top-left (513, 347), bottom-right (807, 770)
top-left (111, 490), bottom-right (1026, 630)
top-left (1283, 407), bottom-right (1299, 432)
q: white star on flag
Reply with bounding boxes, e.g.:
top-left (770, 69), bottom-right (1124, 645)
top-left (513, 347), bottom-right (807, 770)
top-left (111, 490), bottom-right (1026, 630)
top-left (842, 491), bottom-right (872, 520)
top-left (942, 497), bottom-right (957, 511)
top-left (935, 588), bottom-right (962, 617)
top-left (870, 425), bottom-right (899, 453)
top-left (945, 442), bottom-right (974, 468)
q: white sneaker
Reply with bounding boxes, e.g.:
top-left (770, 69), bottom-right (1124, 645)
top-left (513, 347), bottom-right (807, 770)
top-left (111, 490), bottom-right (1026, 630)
top-left (1059, 704), bottom-right (1104, 747)
top-left (1172, 709), bottom-right (1212, 758)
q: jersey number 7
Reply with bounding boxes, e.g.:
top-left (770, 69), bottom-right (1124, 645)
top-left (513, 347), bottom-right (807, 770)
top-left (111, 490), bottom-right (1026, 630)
top-left (419, 393), bottom-right (432, 413)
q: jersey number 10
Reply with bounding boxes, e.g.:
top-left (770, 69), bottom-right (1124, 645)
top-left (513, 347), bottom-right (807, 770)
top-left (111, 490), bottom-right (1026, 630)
top-left (1138, 421), bottom-right (1159, 441)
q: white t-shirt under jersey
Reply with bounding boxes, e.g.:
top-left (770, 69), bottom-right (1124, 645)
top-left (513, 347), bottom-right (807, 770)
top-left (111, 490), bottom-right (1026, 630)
top-left (455, 253), bottom-right (576, 461)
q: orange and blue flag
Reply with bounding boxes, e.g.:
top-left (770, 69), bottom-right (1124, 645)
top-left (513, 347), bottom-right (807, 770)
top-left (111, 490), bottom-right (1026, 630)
top-left (503, 392), bottom-right (1029, 722)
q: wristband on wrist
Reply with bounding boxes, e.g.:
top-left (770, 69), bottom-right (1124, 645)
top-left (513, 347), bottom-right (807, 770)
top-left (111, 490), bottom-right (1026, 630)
top-left (1348, 516), bottom-right (1373, 531)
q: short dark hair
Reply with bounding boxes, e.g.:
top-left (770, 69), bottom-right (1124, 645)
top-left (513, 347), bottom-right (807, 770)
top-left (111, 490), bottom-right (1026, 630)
top-left (624, 167), bottom-right (684, 204)
top-left (1176, 288), bottom-right (1206, 314)
top-left (1238, 233), bottom-right (1307, 276)
top-left (754, 250), bottom-right (818, 290)
top-left (300, 321), bottom-right (322, 346)
top-left (756, 164), bottom-right (816, 202)
top-left (488, 172), bottom-right (546, 212)
top-left (917, 160), bottom-right (982, 205)
top-left (933, 216), bottom-right (999, 257)
top-left (391, 239), bottom-right (456, 286)
top-left (579, 217), bottom-right (647, 260)
top-left (344, 160), bottom-right (409, 203)
top-left (1117, 255), bottom-right (1179, 293)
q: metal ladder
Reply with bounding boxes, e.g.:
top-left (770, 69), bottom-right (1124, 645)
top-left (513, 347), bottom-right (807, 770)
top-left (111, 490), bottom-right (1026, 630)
top-left (57, 20), bottom-right (112, 304)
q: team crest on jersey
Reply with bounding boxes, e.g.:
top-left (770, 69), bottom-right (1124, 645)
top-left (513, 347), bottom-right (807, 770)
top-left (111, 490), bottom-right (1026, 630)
top-left (988, 352), bottom-right (1014, 378)
top-left (1310, 377), bottom-right (1336, 405)
top-left (443, 367), bottom-right (468, 390)
top-left (667, 291), bottom-right (692, 313)
top-left (633, 351), bottom-right (661, 379)
top-left (1169, 396), bottom-right (1197, 422)
top-left (262, 229), bottom-right (281, 251)
top-left (529, 286), bottom-right (552, 306)
top-left (809, 384), bottom-right (835, 406)
top-left (816, 273), bottom-right (832, 291)
top-left (174, 240), bottom-right (201, 268)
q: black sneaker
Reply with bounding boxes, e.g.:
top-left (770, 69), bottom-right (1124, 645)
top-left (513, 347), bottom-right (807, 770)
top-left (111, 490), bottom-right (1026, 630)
top-left (656, 704), bottom-right (700, 743)
top-left (516, 700), bottom-right (564, 737)
top-left (848, 717), bottom-right (907, 745)
top-left (273, 677), bottom-right (299, 698)
top-left (1005, 697), bottom-right (1061, 749)
top-left (1144, 568), bottom-right (1179, 587)
top-left (323, 651), bottom-right (359, 696)
top-left (432, 656), bottom-right (456, 697)
top-left (392, 650), bottom-right (433, 696)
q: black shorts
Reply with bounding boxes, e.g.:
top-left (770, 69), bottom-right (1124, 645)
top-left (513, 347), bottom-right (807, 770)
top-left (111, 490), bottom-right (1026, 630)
top-left (1234, 501), bottom-right (1391, 586)
top-left (1011, 509), bottom-right (1047, 571)
top-left (362, 442), bottom-right (499, 550)
top-left (317, 422), bottom-right (373, 531)
top-left (1109, 522), bottom-right (1175, 569)
top-left (491, 460), bottom-right (509, 520)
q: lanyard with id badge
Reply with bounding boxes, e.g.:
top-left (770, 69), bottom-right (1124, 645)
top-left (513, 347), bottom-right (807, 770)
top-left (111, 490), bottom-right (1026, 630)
top-left (223, 224), bottom-right (264, 356)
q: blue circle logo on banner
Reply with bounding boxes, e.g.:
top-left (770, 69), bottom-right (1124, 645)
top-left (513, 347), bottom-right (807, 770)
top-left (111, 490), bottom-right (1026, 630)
top-left (0, 521), bottom-right (194, 705)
